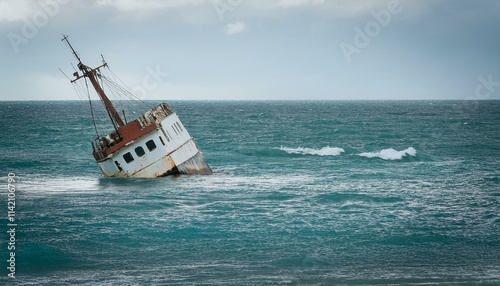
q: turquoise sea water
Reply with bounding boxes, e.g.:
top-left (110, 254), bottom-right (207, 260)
top-left (1, 100), bottom-right (500, 285)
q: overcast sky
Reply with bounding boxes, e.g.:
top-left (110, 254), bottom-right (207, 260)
top-left (1, 0), bottom-right (499, 101)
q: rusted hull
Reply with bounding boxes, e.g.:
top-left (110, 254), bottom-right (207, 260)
top-left (99, 137), bottom-right (212, 178)
top-left (176, 151), bottom-right (213, 175)
top-left (100, 149), bottom-right (212, 178)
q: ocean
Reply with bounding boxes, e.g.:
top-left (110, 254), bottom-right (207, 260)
top-left (1, 100), bottom-right (499, 285)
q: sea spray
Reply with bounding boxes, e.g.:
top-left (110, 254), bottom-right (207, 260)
top-left (278, 146), bottom-right (345, 156)
top-left (359, 147), bottom-right (417, 160)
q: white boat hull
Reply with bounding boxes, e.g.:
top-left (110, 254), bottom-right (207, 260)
top-left (96, 112), bottom-right (212, 178)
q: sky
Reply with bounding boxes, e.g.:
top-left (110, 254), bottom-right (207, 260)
top-left (0, 0), bottom-right (499, 101)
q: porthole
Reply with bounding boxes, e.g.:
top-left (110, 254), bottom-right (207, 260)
top-left (135, 146), bottom-right (145, 157)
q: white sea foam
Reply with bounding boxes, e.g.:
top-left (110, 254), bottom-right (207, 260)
top-left (23, 176), bottom-right (101, 195)
top-left (359, 147), bottom-right (417, 160)
top-left (279, 146), bottom-right (345, 156)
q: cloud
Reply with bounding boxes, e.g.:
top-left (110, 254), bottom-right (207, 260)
top-left (0, 0), bottom-right (40, 22)
top-left (274, 0), bottom-right (325, 8)
top-left (95, 0), bottom-right (206, 11)
top-left (0, 0), bottom-right (439, 24)
top-left (225, 21), bottom-right (246, 35)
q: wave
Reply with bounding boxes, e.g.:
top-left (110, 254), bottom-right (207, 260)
top-left (278, 146), bottom-right (345, 156)
top-left (359, 147), bottom-right (417, 160)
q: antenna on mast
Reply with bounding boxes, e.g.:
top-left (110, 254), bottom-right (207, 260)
top-left (61, 34), bottom-right (125, 128)
top-left (61, 34), bottom-right (82, 65)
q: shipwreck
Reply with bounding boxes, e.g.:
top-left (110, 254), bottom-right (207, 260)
top-left (62, 35), bottom-right (212, 178)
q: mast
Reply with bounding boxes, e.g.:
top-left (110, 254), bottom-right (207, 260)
top-left (62, 35), bottom-right (125, 128)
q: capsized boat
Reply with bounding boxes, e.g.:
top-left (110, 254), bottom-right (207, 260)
top-left (61, 35), bottom-right (212, 178)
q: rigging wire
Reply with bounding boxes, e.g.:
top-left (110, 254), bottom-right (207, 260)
top-left (101, 76), bottom-right (142, 112)
top-left (65, 53), bottom-right (158, 138)
top-left (71, 81), bottom-right (87, 105)
top-left (83, 77), bottom-right (100, 139)
top-left (62, 36), bottom-right (137, 139)
top-left (105, 67), bottom-right (151, 109)
top-left (75, 77), bottom-right (114, 139)
top-left (99, 71), bottom-right (124, 116)
top-left (58, 68), bottom-right (71, 81)
top-left (102, 69), bottom-right (129, 114)
top-left (97, 72), bottom-right (139, 129)
top-left (96, 71), bottom-right (151, 119)
top-left (86, 69), bottom-right (119, 133)
top-left (60, 67), bottom-right (87, 103)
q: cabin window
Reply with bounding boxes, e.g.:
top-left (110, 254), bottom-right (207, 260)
top-left (135, 146), bottom-right (145, 157)
top-left (123, 152), bottom-right (134, 163)
top-left (176, 122), bottom-right (183, 132)
top-left (146, 139), bottom-right (157, 151)
top-left (159, 136), bottom-right (165, 146)
top-left (172, 125), bottom-right (179, 135)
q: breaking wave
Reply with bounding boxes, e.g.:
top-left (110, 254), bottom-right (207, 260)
top-left (279, 146), bottom-right (345, 156)
top-left (359, 147), bottom-right (417, 160)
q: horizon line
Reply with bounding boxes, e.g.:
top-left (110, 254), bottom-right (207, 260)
top-left (0, 99), bottom-right (498, 102)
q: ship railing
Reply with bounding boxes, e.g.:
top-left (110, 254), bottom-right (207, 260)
top-left (138, 103), bottom-right (173, 128)
top-left (91, 141), bottom-right (106, 161)
top-left (91, 131), bottom-right (123, 161)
